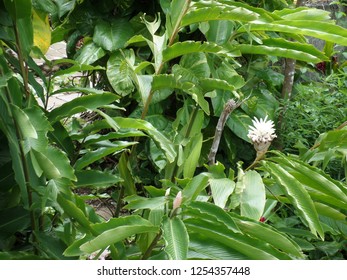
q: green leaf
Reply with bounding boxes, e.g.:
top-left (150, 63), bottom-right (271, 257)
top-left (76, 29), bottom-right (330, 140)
top-left (186, 201), bottom-right (240, 233)
top-left (201, 20), bottom-right (234, 45)
top-left (74, 141), bottom-right (137, 170)
top-left (54, 0), bottom-right (76, 18)
top-left (270, 153), bottom-right (347, 204)
top-left (314, 202), bottom-right (346, 221)
top-left (118, 152), bottom-right (136, 196)
top-left (210, 178), bottom-right (235, 209)
top-left (52, 62), bottom-right (104, 78)
top-left (10, 104), bottom-right (38, 139)
top-left (48, 122), bottom-right (75, 157)
top-left (49, 93), bottom-right (119, 123)
top-left (182, 173), bottom-right (210, 202)
top-left (83, 130), bottom-right (145, 146)
top-left (183, 133), bottom-right (203, 178)
top-left (184, 218), bottom-right (285, 259)
top-left (75, 42), bottom-right (106, 65)
top-left (273, 7), bottom-right (331, 21)
top-left (0, 206), bottom-right (30, 239)
top-left (166, 0), bottom-right (191, 39)
top-left (241, 20), bottom-right (347, 46)
top-left (64, 235), bottom-right (93, 257)
top-left (0, 73), bottom-right (13, 89)
top-left (226, 111), bottom-right (253, 142)
top-left (163, 41), bottom-right (238, 63)
top-left (57, 194), bottom-right (95, 234)
top-left (35, 232), bottom-right (75, 260)
top-left (182, 5), bottom-right (258, 27)
top-left (230, 214), bottom-right (304, 258)
top-left (113, 117), bottom-right (176, 163)
top-left (137, 74), bottom-right (153, 105)
top-left (123, 195), bottom-right (166, 210)
top-left (51, 87), bottom-right (115, 96)
top-left (4, 0), bottom-right (32, 20)
top-left (106, 50), bottom-right (135, 96)
top-left (32, 146), bottom-right (76, 180)
top-left (263, 161), bottom-right (325, 239)
top-left (317, 130), bottom-right (347, 153)
top-left (200, 78), bottom-right (237, 92)
top-left (93, 19), bottom-right (134, 52)
top-left (239, 170), bottom-right (266, 220)
top-left (162, 216), bottom-right (189, 260)
top-left (80, 216), bottom-right (159, 253)
top-left (75, 170), bottom-right (123, 188)
top-left (189, 233), bottom-right (248, 260)
top-left (235, 38), bottom-right (328, 63)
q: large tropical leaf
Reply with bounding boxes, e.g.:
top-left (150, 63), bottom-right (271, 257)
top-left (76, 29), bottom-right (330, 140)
top-left (188, 232), bottom-right (248, 260)
top-left (32, 9), bottom-right (51, 56)
top-left (184, 217), bottom-right (288, 259)
top-left (210, 177), bottom-right (235, 209)
top-left (234, 38), bottom-right (329, 63)
top-left (112, 117), bottom-right (176, 163)
top-left (239, 170), bottom-right (266, 221)
top-left (49, 93), bottom-right (119, 123)
top-left (57, 194), bottom-right (96, 234)
top-left (230, 213), bottom-right (304, 258)
top-left (32, 146), bottom-right (76, 180)
top-left (182, 5), bottom-right (259, 27)
top-left (93, 19), bottom-right (134, 52)
top-left (262, 161), bottom-right (325, 239)
top-left (106, 50), bottom-right (136, 96)
top-left (270, 154), bottom-right (347, 202)
top-left (162, 41), bottom-right (239, 63)
top-left (74, 141), bottom-right (137, 170)
top-left (0, 206), bottom-right (30, 239)
top-left (4, 0), bottom-right (32, 20)
top-left (162, 216), bottom-right (189, 260)
top-left (75, 42), bottom-right (106, 65)
top-left (75, 170), bottom-right (123, 188)
top-left (240, 20), bottom-right (347, 46)
top-left (79, 216), bottom-right (159, 253)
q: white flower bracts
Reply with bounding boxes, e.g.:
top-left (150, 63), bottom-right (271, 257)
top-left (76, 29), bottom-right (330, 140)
top-left (247, 115), bottom-right (277, 154)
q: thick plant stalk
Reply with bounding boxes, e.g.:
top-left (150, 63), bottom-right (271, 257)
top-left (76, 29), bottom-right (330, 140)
top-left (277, 0), bottom-right (303, 135)
top-left (208, 99), bottom-right (239, 165)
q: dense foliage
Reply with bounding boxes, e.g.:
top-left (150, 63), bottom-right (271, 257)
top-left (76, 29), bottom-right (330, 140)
top-left (0, 0), bottom-right (346, 260)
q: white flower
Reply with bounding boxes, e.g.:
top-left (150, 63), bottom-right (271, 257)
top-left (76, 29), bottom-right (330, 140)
top-left (248, 116), bottom-right (277, 144)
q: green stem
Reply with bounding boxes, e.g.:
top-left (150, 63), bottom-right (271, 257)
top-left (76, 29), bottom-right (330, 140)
top-left (44, 74), bottom-right (53, 110)
top-left (13, 21), bottom-right (30, 98)
top-left (141, 230), bottom-right (162, 260)
top-left (114, 186), bottom-right (125, 218)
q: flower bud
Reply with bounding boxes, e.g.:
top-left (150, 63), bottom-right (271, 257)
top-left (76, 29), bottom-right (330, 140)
top-left (172, 191), bottom-right (182, 211)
